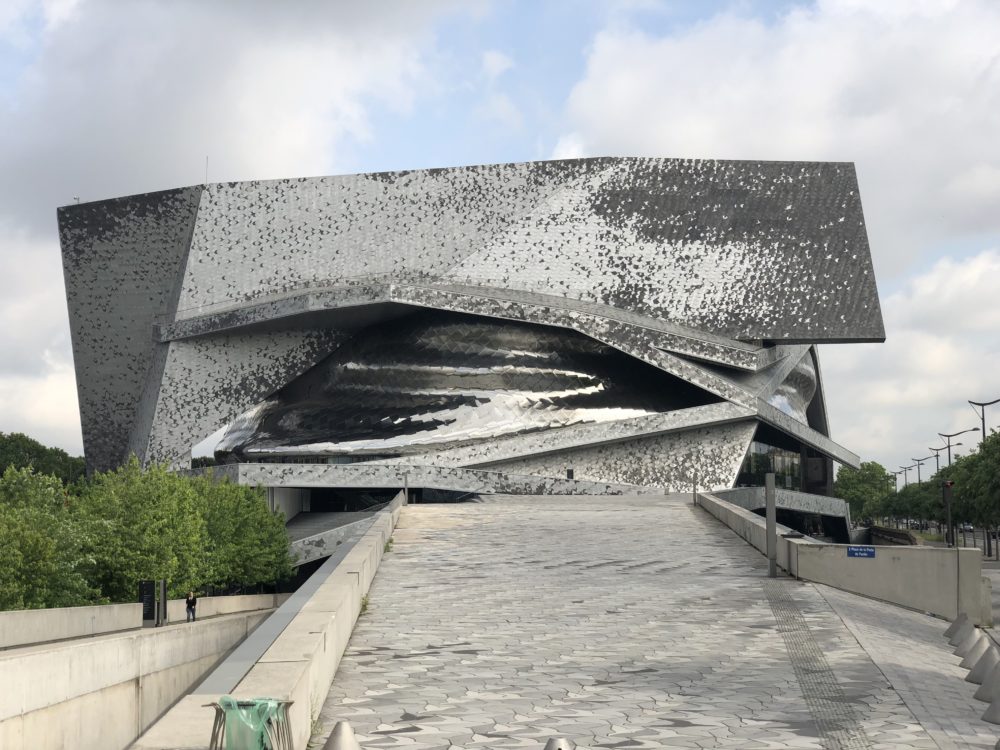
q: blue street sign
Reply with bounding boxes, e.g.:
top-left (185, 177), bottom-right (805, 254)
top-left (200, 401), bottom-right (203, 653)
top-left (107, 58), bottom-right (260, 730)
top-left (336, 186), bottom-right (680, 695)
top-left (847, 545), bottom-right (876, 558)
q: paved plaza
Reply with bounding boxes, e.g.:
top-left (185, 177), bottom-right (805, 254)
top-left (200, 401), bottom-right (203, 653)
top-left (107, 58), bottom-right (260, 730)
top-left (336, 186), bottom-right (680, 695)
top-left (315, 495), bottom-right (999, 749)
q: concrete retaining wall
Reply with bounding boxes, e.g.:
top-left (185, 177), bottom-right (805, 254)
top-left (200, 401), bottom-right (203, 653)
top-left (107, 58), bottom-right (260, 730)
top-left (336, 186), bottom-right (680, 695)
top-left (697, 492), bottom-right (991, 625)
top-left (1, 594), bottom-right (287, 651)
top-left (268, 486), bottom-right (308, 522)
top-left (0, 609), bottom-right (272, 750)
top-left (713, 486), bottom-right (851, 523)
top-left (132, 490), bottom-right (408, 750)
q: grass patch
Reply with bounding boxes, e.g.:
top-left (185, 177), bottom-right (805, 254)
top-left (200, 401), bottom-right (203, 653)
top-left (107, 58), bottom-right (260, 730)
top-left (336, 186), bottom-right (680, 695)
top-left (360, 594), bottom-right (369, 615)
top-left (384, 536), bottom-right (394, 553)
top-left (915, 530), bottom-right (945, 543)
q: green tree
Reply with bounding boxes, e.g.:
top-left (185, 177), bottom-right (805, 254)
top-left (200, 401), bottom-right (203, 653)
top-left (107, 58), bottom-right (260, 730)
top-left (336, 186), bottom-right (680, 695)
top-left (74, 458), bottom-right (209, 601)
top-left (952, 433), bottom-right (1000, 532)
top-left (0, 432), bottom-right (85, 485)
top-left (193, 474), bottom-right (293, 591)
top-left (834, 461), bottom-right (893, 521)
top-left (0, 467), bottom-right (99, 609)
top-left (891, 481), bottom-right (938, 526)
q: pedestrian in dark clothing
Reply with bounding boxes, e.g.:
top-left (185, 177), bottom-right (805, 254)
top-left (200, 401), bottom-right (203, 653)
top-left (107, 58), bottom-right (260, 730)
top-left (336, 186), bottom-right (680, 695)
top-left (186, 592), bottom-right (197, 622)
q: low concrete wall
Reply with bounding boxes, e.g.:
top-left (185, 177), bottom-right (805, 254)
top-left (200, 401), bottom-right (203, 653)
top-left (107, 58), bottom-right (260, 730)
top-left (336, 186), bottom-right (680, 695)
top-left (0, 609), bottom-right (272, 750)
top-left (165, 594), bottom-right (289, 625)
top-left (697, 492), bottom-right (991, 625)
top-left (1, 594), bottom-right (287, 651)
top-left (132, 490), bottom-right (407, 750)
top-left (0, 602), bottom-right (136, 651)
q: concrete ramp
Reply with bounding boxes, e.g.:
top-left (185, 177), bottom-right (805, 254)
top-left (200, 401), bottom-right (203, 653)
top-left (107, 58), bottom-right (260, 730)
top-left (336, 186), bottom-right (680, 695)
top-left (307, 494), bottom-right (969, 748)
top-left (287, 511), bottom-right (381, 568)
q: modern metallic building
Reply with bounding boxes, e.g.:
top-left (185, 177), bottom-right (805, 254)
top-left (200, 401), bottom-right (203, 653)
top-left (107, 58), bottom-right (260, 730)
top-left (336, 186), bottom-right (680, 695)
top-left (59, 157), bottom-right (883, 497)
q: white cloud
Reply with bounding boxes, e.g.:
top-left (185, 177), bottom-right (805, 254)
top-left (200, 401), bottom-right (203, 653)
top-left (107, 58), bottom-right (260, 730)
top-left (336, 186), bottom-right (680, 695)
top-left (0, 0), bottom-right (466, 454)
top-left (552, 132), bottom-right (586, 160)
top-left (1, 0), bottom-right (461, 227)
top-left (555, 0), bottom-right (1000, 276)
top-left (821, 249), bottom-right (1000, 470)
top-left (0, 222), bottom-right (71, 378)
top-left (556, 0), bottom-right (1000, 474)
top-left (475, 91), bottom-right (523, 129)
top-left (0, 358), bottom-right (80, 451)
top-left (481, 49), bottom-right (513, 80)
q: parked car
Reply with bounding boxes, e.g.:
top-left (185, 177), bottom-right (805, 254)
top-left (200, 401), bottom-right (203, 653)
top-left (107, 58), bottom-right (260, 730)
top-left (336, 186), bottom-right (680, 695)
top-left (961, 523), bottom-right (974, 532)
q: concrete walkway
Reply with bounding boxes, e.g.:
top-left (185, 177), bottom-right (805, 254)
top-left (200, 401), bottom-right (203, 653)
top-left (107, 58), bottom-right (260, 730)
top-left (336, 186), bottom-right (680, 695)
top-left (314, 495), bottom-right (999, 749)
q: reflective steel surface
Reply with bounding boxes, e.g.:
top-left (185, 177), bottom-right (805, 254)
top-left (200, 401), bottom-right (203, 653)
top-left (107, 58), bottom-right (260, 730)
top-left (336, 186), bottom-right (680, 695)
top-left (767, 350), bottom-right (817, 425)
top-left (216, 312), bottom-right (717, 461)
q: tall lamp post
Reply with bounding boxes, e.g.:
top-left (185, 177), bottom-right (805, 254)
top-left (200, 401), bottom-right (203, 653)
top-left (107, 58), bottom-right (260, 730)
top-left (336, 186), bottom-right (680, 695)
top-left (891, 470), bottom-right (903, 492)
top-left (969, 398), bottom-right (1000, 447)
top-left (938, 429), bottom-right (978, 466)
top-left (911, 456), bottom-right (933, 484)
top-left (900, 464), bottom-right (915, 487)
top-left (969, 398), bottom-right (1000, 558)
top-left (928, 446), bottom-right (946, 474)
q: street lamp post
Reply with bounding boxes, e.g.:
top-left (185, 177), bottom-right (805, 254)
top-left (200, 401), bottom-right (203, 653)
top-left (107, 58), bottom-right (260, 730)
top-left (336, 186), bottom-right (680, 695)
top-left (969, 398), bottom-right (1000, 559)
top-left (928, 446), bottom-right (946, 474)
top-left (900, 464), bottom-right (913, 487)
top-left (969, 398), bottom-right (1000, 448)
top-left (943, 481), bottom-right (955, 547)
top-left (891, 470), bottom-right (904, 526)
top-left (911, 456), bottom-right (934, 484)
top-left (938, 429), bottom-right (978, 466)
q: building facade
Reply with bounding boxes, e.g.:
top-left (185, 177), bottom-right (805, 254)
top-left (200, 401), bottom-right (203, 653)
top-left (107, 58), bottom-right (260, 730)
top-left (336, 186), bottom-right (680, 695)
top-left (59, 157), bottom-right (883, 496)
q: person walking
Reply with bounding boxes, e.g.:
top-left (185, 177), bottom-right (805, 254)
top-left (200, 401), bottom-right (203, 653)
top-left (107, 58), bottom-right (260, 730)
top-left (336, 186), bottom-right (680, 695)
top-left (185, 591), bottom-right (197, 623)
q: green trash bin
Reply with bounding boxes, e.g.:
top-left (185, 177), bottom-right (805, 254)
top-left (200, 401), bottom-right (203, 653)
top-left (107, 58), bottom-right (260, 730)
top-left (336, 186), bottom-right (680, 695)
top-left (207, 695), bottom-right (293, 750)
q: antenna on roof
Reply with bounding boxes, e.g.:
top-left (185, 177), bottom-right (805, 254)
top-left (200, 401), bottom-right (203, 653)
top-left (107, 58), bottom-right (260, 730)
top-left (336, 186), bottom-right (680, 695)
top-left (205, 156), bottom-right (209, 185)
top-left (73, 197), bottom-right (80, 204)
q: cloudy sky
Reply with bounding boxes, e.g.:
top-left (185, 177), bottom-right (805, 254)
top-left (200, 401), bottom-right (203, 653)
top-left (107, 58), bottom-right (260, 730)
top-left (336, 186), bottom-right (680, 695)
top-left (1, 0), bottom-right (998, 477)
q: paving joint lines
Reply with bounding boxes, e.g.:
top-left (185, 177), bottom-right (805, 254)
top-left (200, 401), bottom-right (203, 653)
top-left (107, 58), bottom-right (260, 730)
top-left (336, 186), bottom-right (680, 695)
top-left (312, 495), bottom-right (956, 749)
top-left (764, 580), bottom-right (873, 749)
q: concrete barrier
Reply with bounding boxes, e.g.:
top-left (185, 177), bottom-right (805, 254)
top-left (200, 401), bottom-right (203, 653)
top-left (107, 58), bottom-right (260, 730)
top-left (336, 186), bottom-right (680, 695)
top-left (0, 609), bottom-right (272, 750)
top-left (132, 490), bottom-right (408, 750)
top-left (697, 491), bottom-right (991, 625)
top-left (968, 646), bottom-right (1000, 684)
top-left (165, 594), bottom-right (289, 625)
top-left (0, 602), bottom-right (137, 650)
top-left (1, 594), bottom-right (288, 651)
top-left (976, 662), bottom-right (1000, 702)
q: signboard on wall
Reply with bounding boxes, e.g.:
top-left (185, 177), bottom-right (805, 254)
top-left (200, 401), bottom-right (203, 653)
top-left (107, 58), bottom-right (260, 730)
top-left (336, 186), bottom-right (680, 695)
top-left (847, 545), bottom-right (876, 558)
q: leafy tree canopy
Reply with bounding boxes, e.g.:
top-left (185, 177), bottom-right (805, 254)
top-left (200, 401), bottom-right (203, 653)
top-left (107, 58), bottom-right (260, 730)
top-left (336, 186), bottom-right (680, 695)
top-left (0, 432), bottom-right (85, 485)
top-left (0, 449), bottom-right (294, 611)
top-left (834, 461), bottom-right (892, 520)
top-left (0, 467), bottom-right (99, 610)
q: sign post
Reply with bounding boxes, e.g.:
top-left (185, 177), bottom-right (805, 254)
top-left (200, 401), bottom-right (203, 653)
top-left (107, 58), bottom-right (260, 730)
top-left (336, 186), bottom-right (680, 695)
top-left (765, 473), bottom-right (777, 578)
top-left (139, 580), bottom-right (156, 628)
top-left (157, 579), bottom-right (168, 626)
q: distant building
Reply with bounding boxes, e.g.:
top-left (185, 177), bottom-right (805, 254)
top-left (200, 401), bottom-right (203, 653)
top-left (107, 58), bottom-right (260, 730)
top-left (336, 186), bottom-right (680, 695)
top-left (59, 157), bottom-right (883, 499)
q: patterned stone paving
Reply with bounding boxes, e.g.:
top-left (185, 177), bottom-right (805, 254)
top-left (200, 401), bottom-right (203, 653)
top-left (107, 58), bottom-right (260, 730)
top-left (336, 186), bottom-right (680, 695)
top-left (314, 495), bottom-right (997, 749)
top-left (821, 586), bottom-right (998, 750)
